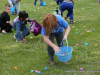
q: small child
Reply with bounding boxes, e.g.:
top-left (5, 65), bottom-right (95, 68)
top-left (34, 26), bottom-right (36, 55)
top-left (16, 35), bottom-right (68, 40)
top-left (41, 13), bottom-right (70, 65)
top-left (12, 11), bottom-right (35, 43)
top-left (8, 0), bottom-right (21, 15)
top-left (0, 4), bottom-right (13, 33)
top-left (58, 0), bottom-right (74, 24)
top-left (34, 0), bottom-right (43, 6)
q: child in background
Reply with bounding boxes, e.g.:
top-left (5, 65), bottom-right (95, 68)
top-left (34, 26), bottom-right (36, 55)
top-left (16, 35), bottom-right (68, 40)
top-left (41, 13), bottom-right (70, 65)
top-left (8, 0), bottom-right (21, 15)
top-left (0, 4), bottom-right (13, 33)
top-left (58, 0), bottom-right (74, 24)
top-left (13, 11), bottom-right (35, 42)
top-left (34, 0), bottom-right (43, 6)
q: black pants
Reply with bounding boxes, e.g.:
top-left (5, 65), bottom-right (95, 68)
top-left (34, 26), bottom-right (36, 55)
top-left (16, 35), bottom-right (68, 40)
top-left (0, 23), bottom-right (12, 32)
top-left (47, 32), bottom-right (64, 62)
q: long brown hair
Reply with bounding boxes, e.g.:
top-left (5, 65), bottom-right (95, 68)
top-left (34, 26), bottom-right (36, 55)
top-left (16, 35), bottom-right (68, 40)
top-left (42, 13), bottom-right (58, 36)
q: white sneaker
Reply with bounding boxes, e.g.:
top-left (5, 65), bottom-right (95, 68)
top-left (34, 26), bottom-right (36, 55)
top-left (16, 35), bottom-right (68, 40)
top-left (13, 35), bottom-right (16, 39)
top-left (16, 40), bottom-right (24, 42)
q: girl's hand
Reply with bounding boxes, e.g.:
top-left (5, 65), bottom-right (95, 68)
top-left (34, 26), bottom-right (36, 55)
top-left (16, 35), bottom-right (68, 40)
top-left (31, 18), bottom-right (36, 22)
top-left (63, 36), bottom-right (67, 41)
top-left (53, 46), bottom-right (61, 53)
top-left (22, 38), bottom-right (27, 43)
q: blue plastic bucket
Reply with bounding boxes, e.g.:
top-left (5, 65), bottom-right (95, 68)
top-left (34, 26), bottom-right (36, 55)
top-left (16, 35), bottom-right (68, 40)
top-left (43, 2), bottom-right (46, 6)
top-left (11, 7), bottom-right (15, 12)
top-left (55, 40), bottom-right (73, 62)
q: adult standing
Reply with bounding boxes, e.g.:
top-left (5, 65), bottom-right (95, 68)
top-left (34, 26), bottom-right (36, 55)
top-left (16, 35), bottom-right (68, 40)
top-left (8, 0), bottom-right (21, 15)
top-left (34, 0), bottom-right (43, 6)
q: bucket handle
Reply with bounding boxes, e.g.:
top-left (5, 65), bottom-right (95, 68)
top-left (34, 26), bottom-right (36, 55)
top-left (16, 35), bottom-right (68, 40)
top-left (60, 39), bottom-right (68, 53)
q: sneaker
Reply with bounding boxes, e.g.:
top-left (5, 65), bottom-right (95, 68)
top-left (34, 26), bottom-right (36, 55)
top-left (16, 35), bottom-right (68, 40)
top-left (40, 6), bottom-right (43, 7)
top-left (50, 60), bottom-right (56, 66)
top-left (33, 5), bottom-right (36, 6)
top-left (70, 21), bottom-right (74, 24)
top-left (16, 40), bottom-right (24, 42)
top-left (13, 35), bottom-right (16, 39)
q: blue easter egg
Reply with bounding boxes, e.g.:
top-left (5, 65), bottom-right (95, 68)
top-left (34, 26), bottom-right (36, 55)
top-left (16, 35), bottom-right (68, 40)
top-left (44, 67), bottom-right (47, 70)
top-left (30, 70), bottom-right (34, 73)
top-left (85, 43), bottom-right (88, 45)
top-left (38, 71), bottom-right (41, 74)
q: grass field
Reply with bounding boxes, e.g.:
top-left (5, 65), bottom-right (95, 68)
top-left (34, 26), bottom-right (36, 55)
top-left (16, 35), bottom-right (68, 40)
top-left (0, 0), bottom-right (100, 75)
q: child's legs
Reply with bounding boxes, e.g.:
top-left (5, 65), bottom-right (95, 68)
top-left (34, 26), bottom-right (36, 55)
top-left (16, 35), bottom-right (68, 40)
top-left (58, 2), bottom-right (67, 17)
top-left (34, 0), bottom-right (37, 5)
top-left (1, 23), bottom-right (12, 32)
top-left (15, 34), bottom-right (22, 41)
top-left (66, 3), bottom-right (74, 21)
top-left (13, 4), bottom-right (17, 14)
top-left (21, 26), bottom-right (30, 38)
top-left (40, 0), bottom-right (43, 6)
top-left (55, 32), bottom-right (64, 47)
top-left (17, 2), bottom-right (20, 14)
top-left (47, 33), bottom-right (55, 62)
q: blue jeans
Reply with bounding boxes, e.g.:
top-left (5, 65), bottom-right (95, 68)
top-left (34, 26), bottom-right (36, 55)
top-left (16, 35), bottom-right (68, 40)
top-left (34, 0), bottom-right (43, 6)
top-left (12, 1), bottom-right (20, 14)
top-left (13, 26), bottom-right (30, 41)
top-left (47, 32), bottom-right (64, 62)
top-left (58, 2), bottom-right (74, 21)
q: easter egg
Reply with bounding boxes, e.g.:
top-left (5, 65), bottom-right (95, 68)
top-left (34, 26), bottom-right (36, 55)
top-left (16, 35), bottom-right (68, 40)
top-left (38, 71), bottom-right (41, 74)
top-left (14, 67), bottom-right (17, 69)
top-left (35, 70), bottom-right (38, 73)
top-left (44, 67), bottom-right (47, 70)
top-left (30, 70), bottom-right (34, 73)
top-left (80, 68), bottom-right (83, 71)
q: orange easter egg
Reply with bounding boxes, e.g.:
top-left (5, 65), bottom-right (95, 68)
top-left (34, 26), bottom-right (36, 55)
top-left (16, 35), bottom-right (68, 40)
top-left (14, 67), bottom-right (17, 69)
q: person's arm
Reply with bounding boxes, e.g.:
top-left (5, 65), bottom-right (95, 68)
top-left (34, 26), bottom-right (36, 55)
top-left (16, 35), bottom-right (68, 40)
top-left (43, 35), bottom-right (60, 53)
top-left (8, 21), bottom-right (13, 26)
top-left (63, 25), bottom-right (70, 40)
top-left (27, 18), bottom-right (36, 22)
top-left (8, 0), bottom-right (13, 7)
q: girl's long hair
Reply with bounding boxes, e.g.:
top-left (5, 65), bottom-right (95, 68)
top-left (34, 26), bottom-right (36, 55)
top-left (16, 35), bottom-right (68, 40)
top-left (42, 13), bottom-right (58, 36)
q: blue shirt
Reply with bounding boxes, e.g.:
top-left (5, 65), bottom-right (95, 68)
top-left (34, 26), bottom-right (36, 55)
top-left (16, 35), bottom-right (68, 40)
top-left (13, 16), bottom-right (31, 38)
top-left (41, 15), bottom-right (68, 36)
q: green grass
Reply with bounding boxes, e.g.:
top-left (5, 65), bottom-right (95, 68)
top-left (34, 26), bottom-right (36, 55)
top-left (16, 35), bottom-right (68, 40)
top-left (0, 0), bottom-right (100, 75)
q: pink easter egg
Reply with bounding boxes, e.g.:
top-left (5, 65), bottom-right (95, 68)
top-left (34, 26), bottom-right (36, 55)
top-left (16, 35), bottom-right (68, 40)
top-left (35, 70), bottom-right (38, 73)
top-left (66, 63), bottom-right (69, 65)
top-left (80, 33), bottom-right (83, 35)
top-left (76, 44), bottom-right (78, 46)
top-left (80, 68), bottom-right (83, 71)
top-left (85, 29), bottom-right (87, 31)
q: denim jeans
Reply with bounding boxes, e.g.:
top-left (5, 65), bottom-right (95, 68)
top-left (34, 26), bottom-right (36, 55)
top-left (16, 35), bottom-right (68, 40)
top-left (34, 0), bottom-right (43, 6)
top-left (58, 2), bottom-right (74, 21)
top-left (12, 1), bottom-right (20, 14)
top-left (13, 26), bottom-right (30, 41)
top-left (47, 32), bottom-right (64, 62)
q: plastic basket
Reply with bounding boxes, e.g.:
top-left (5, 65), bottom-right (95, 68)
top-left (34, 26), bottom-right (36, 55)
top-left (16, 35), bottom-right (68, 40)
top-left (55, 39), bottom-right (73, 62)
top-left (43, 2), bottom-right (46, 6)
top-left (11, 7), bottom-right (15, 12)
